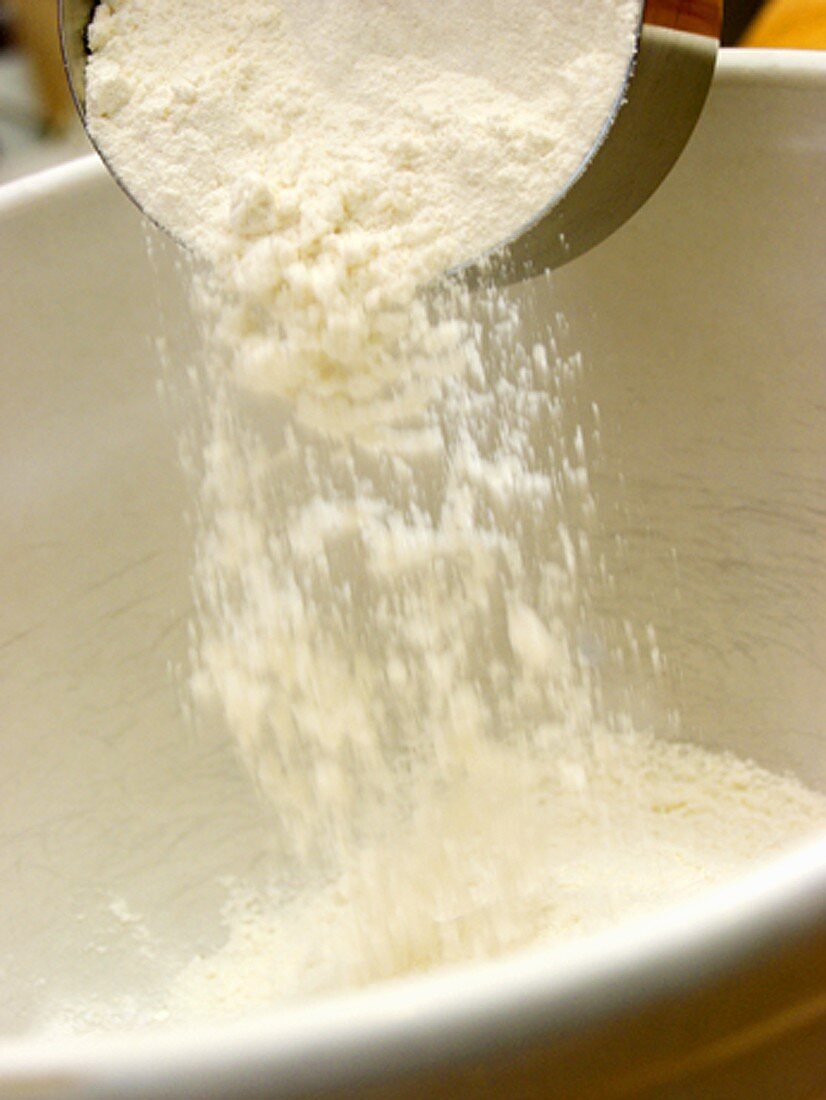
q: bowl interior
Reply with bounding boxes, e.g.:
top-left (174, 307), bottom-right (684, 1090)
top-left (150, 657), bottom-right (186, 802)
top-left (0, 52), bottom-right (824, 1048)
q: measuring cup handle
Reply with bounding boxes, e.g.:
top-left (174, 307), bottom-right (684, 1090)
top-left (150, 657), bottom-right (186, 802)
top-left (644, 0), bottom-right (724, 37)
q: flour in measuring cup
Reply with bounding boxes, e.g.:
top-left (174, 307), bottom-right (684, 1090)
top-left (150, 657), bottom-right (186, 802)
top-left (87, 0), bottom-right (640, 425)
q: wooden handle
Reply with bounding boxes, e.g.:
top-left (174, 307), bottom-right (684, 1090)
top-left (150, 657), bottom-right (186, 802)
top-left (644, 0), bottom-right (724, 37)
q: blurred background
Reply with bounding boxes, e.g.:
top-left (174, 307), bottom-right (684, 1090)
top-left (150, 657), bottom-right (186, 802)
top-left (0, 0), bottom-right (824, 186)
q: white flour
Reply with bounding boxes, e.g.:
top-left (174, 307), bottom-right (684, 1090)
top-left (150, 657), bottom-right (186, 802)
top-left (166, 731), bottom-right (825, 1021)
top-left (46, 730), bottom-right (826, 1033)
top-left (72, 0), bottom-right (826, 1034)
top-left (88, 0), bottom-right (639, 425)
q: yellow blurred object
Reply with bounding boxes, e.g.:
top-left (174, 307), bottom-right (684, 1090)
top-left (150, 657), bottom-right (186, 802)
top-left (743, 0), bottom-right (826, 47)
top-left (7, 0), bottom-right (74, 132)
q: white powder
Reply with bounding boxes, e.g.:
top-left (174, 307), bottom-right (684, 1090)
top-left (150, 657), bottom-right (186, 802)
top-left (89, 0), bottom-right (640, 265)
top-left (186, 288), bottom-right (605, 863)
top-left (70, 0), bottom-right (826, 1036)
top-left (47, 730), bottom-right (825, 1034)
top-left (166, 732), bottom-right (825, 1022)
top-left (87, 0), bottom-right (640, 424)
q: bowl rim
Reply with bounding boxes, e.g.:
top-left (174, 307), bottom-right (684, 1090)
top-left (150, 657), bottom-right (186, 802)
top-left (1, 841), bottom-right (823, 1094)
top-left (1, 44), bottom-right (825, 1096)
top-left (717, 44), bottom-right (826, 85)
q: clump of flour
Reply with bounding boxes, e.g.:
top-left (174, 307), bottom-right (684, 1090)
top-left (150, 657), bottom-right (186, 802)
top-left (75, 0), bottom-right (826, 1034)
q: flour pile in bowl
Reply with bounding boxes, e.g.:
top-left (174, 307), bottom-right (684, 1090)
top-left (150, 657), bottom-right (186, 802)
top-left (68, 0), bottom-right (826, 1029)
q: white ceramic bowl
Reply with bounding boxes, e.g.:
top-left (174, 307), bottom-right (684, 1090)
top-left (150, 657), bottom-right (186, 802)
top-left (0, 50), bottom-right (824, 1099)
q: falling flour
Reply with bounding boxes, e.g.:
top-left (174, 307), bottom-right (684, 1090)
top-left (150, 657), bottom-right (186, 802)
top-left (68, 0), bottom-right (826, 1032)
